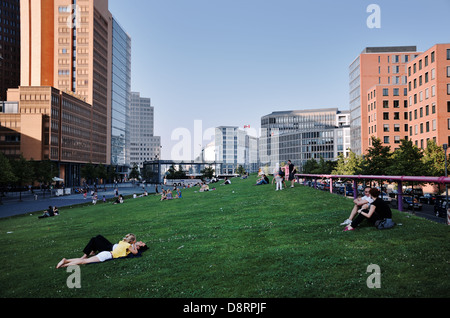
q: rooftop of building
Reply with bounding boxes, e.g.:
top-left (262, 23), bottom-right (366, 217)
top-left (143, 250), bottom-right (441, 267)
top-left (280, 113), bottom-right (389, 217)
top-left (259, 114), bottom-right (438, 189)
top-left (361, 46), bottom-right (417, 54)
top-left (262, 108), bottom-right (346, 118)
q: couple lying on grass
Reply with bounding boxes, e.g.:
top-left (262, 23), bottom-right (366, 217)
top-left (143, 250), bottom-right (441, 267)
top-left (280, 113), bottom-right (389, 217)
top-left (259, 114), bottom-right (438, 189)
top-left (56, 233), bottom-right (148, 268)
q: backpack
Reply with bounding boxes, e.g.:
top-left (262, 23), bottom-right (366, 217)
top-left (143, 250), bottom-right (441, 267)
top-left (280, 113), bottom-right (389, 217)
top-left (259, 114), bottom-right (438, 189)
top-left (375, 218), bottom-right (396, 230)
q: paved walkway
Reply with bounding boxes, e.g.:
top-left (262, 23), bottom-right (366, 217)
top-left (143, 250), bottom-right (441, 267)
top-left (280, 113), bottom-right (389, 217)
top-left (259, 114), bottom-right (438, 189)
top-left (0, 183), bottom-right (161, 219)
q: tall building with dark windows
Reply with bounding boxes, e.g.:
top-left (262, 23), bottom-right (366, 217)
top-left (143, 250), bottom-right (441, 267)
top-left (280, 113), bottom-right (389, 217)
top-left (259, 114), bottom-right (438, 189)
top-left (18, 0), bottom-right (113, 166)
top-left (111, 17), bottom-right (131, 175)
top-left (0, 0), bottom-right (20, 101)
top-left (0, 0), bottom-right (133, 187)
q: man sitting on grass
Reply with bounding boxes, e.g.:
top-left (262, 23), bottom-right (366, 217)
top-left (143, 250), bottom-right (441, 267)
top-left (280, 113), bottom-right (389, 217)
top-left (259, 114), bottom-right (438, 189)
top-left (340, 186), bottom-right (374, 226)
top-left (343, 188), bottom-right (393, 231)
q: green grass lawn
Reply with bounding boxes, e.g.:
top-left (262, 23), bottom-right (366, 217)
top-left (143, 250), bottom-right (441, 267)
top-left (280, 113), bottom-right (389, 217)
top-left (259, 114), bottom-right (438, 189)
top-left (0, 175), bottom-right (449, 298)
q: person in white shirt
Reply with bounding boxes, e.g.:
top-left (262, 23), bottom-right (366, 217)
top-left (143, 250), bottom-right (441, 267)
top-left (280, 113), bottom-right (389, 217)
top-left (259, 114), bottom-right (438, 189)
top-left (340, 186), bottom-right (374, 226)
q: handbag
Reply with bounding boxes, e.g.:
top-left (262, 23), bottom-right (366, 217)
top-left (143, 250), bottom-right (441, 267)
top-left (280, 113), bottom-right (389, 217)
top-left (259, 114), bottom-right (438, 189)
top-left (375, 218), bottom-right (396, 230)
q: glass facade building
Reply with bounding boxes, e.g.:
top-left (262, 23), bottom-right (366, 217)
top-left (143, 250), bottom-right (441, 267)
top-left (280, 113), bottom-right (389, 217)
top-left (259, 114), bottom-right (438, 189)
top-left (349, 56), bottom-right (361, 155)
top-left (213, 126), bottom-right (259, 174)
top-left (111, 17), bottom-right (131, 168)
top-left (260, 109), bottom-right (350, 172)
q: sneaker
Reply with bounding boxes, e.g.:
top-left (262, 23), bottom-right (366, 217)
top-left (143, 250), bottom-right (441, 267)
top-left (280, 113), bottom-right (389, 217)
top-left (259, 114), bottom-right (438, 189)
top-left (340, 219), bottom-right (352, 226)
top-left (343, 226), bottom-right (354, 232)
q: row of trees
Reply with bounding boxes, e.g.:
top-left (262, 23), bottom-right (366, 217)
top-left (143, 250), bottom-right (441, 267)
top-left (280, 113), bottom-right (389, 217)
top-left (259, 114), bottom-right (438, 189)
top-left (79, 162), bottom-right (123, 186)
top-left (164, 165), bottom-right (217, 180)
top-left (0, 154), bottom-right (58, 200)
top-left (0, 153), bottom-right (56, 190)
top-left (0, 153), bottom-right (125, 199)
top-left (303, 138), bottom-right (448, 177)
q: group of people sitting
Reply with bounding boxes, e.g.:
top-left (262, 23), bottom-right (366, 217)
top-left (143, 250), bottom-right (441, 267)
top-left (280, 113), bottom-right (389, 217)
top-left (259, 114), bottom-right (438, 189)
top-left (38, 206), bottom-right (59, 219)
top-left (160, 188), bottom-right (182, 201)
top-left (199, 182), bottom-right (211, 192)
top-left (255, 174), bottom-right (270, 185)
top-left (341, 186), bottom-right (395, 231)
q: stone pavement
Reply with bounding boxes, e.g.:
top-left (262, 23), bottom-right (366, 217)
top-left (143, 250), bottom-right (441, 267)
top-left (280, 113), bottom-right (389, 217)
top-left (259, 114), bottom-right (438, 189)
top-left (0, 183), bottom-right (161, 219)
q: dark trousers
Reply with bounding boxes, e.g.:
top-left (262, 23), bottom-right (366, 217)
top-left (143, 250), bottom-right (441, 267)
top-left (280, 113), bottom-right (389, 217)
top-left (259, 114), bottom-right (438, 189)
top-left (351, 212), bottom-right (382, 228)
top-left (83, 235), bottom-right (114, 256)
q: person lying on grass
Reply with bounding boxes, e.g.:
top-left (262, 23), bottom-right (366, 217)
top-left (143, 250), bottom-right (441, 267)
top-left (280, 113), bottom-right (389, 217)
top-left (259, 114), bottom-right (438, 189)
top-left (56, 233), bottom-right (146, 268)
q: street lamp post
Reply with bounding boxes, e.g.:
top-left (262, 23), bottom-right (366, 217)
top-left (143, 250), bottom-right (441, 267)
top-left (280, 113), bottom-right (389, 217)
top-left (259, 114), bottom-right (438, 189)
top-left (443, 144), bottom-right (448, 225)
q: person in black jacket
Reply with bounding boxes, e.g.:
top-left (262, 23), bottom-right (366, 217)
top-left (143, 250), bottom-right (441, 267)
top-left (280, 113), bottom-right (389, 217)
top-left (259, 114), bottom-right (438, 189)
top-left (344, 188), bottom-right (393, 232)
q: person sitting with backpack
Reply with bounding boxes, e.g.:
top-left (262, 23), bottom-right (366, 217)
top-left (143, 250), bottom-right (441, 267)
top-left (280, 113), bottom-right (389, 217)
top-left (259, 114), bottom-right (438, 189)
top-left (344, 188), bottom-right (395, 231)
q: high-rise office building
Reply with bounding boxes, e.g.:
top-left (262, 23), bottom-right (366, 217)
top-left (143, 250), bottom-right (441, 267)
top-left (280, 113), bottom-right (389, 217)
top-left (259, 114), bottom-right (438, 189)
top-left (1, 86), bottom-right (100, 186)
top-left (260, 109), bottom-right (350, 172)
top-left (0, 0), bottom-right (20, 101)
top-left (19, 0), bottom-right (113, 165)
top-left (353, 44), bottom-right (450, 153)
top-left (0, 0), bottom-right (126, 186)
top-left (129, 92), bottom-right (161, 167)
top-left (349, 46), bottom-right (419, 155)
top-left (111, 17), bottom-right (131, 171)
top-left (406, 43), bottom-right (450, 148)
top-left (214, 126), bottom-right (247, 174)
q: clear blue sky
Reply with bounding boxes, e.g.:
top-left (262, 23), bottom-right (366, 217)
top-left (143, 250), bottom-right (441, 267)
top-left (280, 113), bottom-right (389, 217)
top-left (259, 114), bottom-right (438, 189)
top-left (109, 0), bottom-right (450, 160)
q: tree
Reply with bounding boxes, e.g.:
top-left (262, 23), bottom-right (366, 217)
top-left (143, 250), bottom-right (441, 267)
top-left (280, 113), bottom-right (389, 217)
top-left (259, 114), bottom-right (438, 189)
top-left (332, 151), bottom-right (363, 175)
top-left (166, 165), bottom-right (187, 179)
top-left (96, 164), bottom-right (108, 188)
top-left (302, 158), bottom-right (320, 174)
top-left (201, 166), bottom-right (215, 179)
top-left (107, 166), bottom-right (120, 183)
top-left (0, 152), bottom-right (16, 186)
top-left (422, 140), bottom-right (446, 176)
top-left (387, 139), bottom-right (426, 177)
top-left (302, 157), bottom-right (337, 174)
top-left (33, 159), bottom-right (57, 197)
top-left (361, 137), bottom-right (392, 175)
top-left (129, 164), bottom-right (140, 180)
top-left (236, 165), bottom-right (246, 176)
top-left (422, 140), bottom-right (447, 193)
top-left (0, 153), bottom-right (17, 204)
top-left (10, 155), bottom-right (34, 201)
top-left (317, 157), bottom-right (337, 174)
top-left (81, 162), bottom-right (96, 185)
